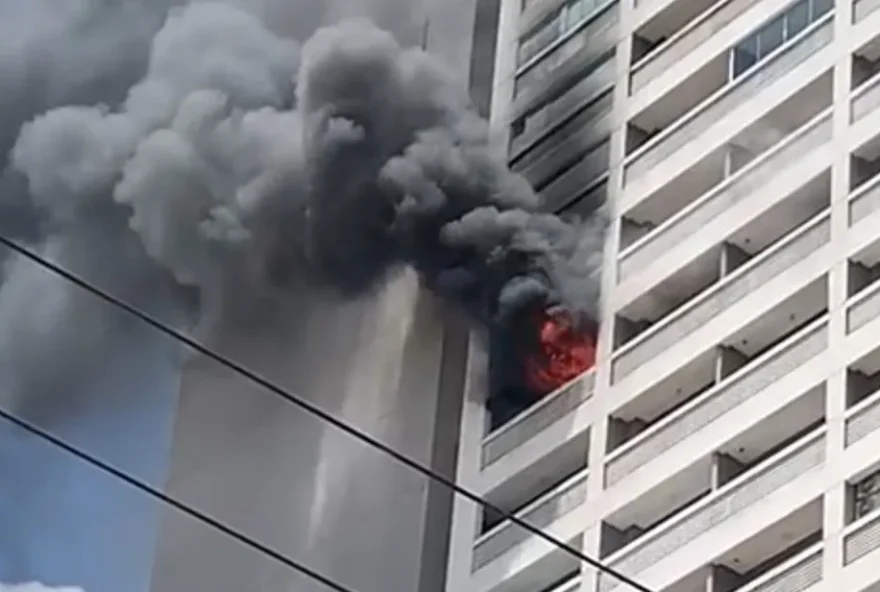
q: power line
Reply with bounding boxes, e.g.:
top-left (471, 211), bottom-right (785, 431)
top-left (0, 234), bottom-right (655, 592)
top-left (0, 407), bottom-right (358, 592)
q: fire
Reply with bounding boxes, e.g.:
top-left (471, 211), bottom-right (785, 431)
top-left (524, 309), bottom-right (596, 395)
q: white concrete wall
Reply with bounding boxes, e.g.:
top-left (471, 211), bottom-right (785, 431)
top-left (148, 272), bottom-right (468, 592)
top-left (445, 2), bottom-right (880, 592)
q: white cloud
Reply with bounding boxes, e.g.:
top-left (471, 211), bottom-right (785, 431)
top-left (0, 584), bottom-right (85, 592)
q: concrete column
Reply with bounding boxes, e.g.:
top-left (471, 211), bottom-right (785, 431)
top-left (583, 1), bottom-right (635, 591)
top-left (149, 273), bottom-right (463, 592)
top-left (823, 0), bottom-right (855, 579)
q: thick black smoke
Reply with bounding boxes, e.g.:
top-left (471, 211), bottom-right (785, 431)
top-left (0, 0), bottom-right (606, 416)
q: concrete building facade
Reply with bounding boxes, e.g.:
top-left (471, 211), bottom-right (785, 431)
top-left (446, 2), bottom-right (880, 592)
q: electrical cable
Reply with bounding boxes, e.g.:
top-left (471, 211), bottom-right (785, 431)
top-left (0, 233), bottom-right (656, 592)
top-left (0, 407), bottom-right (358, 592)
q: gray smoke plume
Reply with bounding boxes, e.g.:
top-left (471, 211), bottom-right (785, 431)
top-left (0, 0), bottom-right (606, 417)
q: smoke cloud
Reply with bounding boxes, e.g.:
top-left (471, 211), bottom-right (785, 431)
top-left (0, 0), bottom-right (606, 417)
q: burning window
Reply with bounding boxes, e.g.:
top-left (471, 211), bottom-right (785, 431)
top-left (486, 305), bottom-right (597, 431)
top-left (524, 309), bottom-right (596, 394)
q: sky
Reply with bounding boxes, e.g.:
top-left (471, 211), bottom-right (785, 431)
top-left (0, 303), bottom-right (182, 592)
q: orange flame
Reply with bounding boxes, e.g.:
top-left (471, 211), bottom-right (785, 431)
top-left (525, 310), bottom-right (596, 395)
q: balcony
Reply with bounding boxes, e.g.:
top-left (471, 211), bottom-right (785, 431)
top-left (600, 428), bottom-right (826, 592)
top-left (605, 319), bottom-right (828, 487)
top-left (612, 211), bottom-right (831, 384)
top-left (849, 172), bottom-right (880, 228)
top-left (848, 280), bottom-right (880, 336)
top-left (623, 13), bottom-right (834, 188)
top-left (481, 372), bottom-right (595, 468)
top-left (601, 378), bottom-right (825, 562)
top-left (630, 0), bottom-right (763, 96)
top-left (619, 68), bottom-right (832, 255)
top-left (538, 140), bottom-right (610, 211)
top-left (854, 0), bottom-right (880, 23)
top-left (844, 511), bottom-right (880, 565)
top-left (546, 575), bottom-right (581, 592)
top-left (516, 0), bottom-right (618, 98)
top-left (515, 124), bottom-right (609, 195)
top-left (852, 72), bottom-right (880, 124)
top-left (653, 540), bottom-right (822, 592)
top-left (509, 64), bottom-right (614, 162)
top-left (731, 544), bottom-right (823, 592)
top-left (845, 384), bottom-right (880, 447)
top-left (472, 468), bottom-right (588, 571)
top-left (617, 106), bottom-right (832, 285)
top-left (845, 212), bottom-right (880, 335)
top-left (511, 14), bottom-right (616, 140)
top-left (517, 0), bottom-right (617, 65)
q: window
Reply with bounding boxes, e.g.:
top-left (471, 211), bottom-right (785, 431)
top-left (732, 36), bottom-right (758, 77)
top-left (811, 0), bottom-right (833, 17)
top-left (516, 0), bottom-right (605, 67)
top-left (564, 0), bottom-right (590, 27)
top-left (510, 56), bottom-right (613, 145)
top-left (787, 0), bottom-right (809, 37)
top-left (729, 0), bottom-right (832, 80)
top-left (511, 118), bottom-right (526, 139)
top-left (758, 14), bottom-right (785, 56)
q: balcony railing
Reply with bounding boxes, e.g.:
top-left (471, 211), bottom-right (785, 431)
top-left (623, 14), bottom-right (833, 186)
top-left (737, 545), bottom-right (823, 592)
top-left (471, 468), bottom-right (589, 570)
top-left (512, 37), bottom-right (615, 131)
top-left (844, 511), bottom-right (880, 564)
top-left (512, 90), bottom-right (612, 169)
top-left (510, 63), bottom-right (614, 161)
top-left (516, 0), bottom-right (618, 96)
top-left (851, 72), bottom-right (880, 124)
top-left (517, 129), bottom-right (608, 190)
top-left (854, 0), bottom-right (880, 23)
top-left (549, 575), bottom-right (582, 592)
top-left (605, 318), bottom-right (828, 487)
top-left (617, 108), bottom-right (832, 284)
top-left (540, 145), bottom-right (610, 211)
top-left (846, 280), bottom-right (880, 335)
top-left (611, 211), bottom-right (831, 384)
top-left (845, 387), bottom-right (880, 446)
top-left (600, 429), bottom-right (826, 592)
top-left (482, 371), bottom-right (595, 468)
top-left (849, 173), bottom-right (880, 227)
top-left (630, 0), bottom-right (764, 95)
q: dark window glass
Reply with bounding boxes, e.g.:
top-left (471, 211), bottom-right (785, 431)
top-left (786, 0), bottom-right (809, 37)
top-left (511, 118), bottom-right (526, 139)
top-left (732, 36), bottom-right (758, 78)
top-left (811, 0), bottom-right (833, 18)
top-left (758, 14), bottom-right (785, 58)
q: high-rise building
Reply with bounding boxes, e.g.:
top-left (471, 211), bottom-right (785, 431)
top-left (445, 2), bottom-right (880, 592)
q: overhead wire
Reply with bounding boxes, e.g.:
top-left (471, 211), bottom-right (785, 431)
top-left (0, 407), bottom-right (359, 592)
top-left (0, 234), bottom-right (656, 592)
